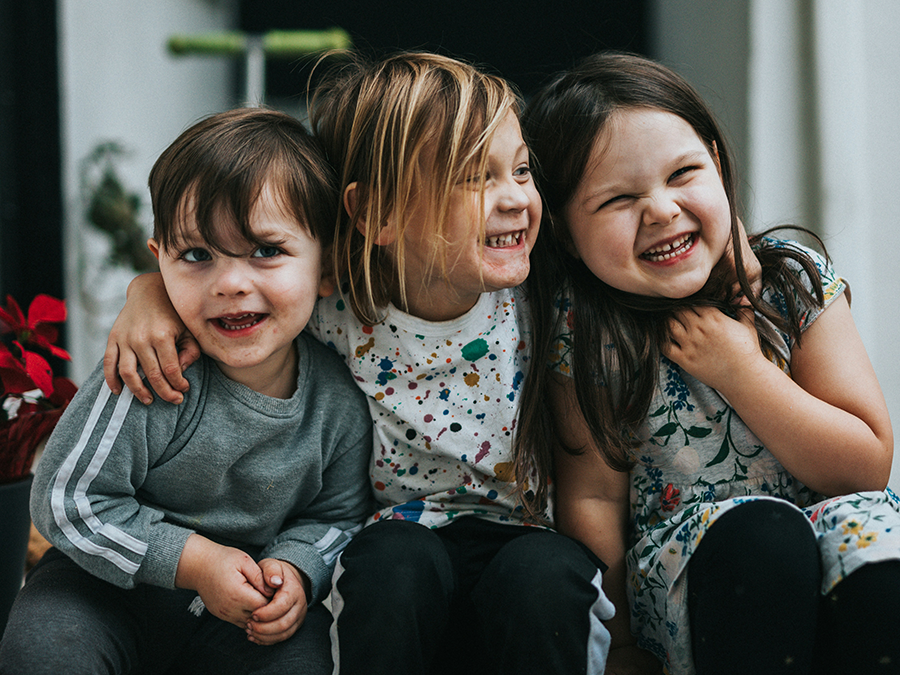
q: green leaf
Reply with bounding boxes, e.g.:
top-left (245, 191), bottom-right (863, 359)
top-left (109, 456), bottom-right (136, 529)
top-left (705, 436), bottom-right (731, 467)
top-left (653, 422), bottom-right (678, 437)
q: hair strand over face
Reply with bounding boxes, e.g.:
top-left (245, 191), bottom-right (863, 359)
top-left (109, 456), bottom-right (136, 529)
top-left (309, 51), bottom-right (520, 325)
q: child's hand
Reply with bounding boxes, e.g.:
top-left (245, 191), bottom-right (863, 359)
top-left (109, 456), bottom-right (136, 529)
top-left (176, 536), bottom-right (272, 628)
top-left (663, 306), bottom-right (763, 392)
top-left (246, 558), bottom-right (310, 646)
top-left (103, 272), bottom-right (201, 405)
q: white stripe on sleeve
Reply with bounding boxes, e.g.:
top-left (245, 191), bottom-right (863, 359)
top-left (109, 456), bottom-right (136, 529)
top-left (50, 384), bottom-right (148, 576)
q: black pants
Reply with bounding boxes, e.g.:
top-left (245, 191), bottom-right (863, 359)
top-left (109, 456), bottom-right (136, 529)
top-left (688, 499), bottom-right (900, 675)
top-left (331, 518), bottom-right (613, 675)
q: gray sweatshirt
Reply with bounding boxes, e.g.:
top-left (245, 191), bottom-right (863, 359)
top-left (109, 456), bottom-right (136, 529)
top-left (31, 333), bottom-right (373, 604)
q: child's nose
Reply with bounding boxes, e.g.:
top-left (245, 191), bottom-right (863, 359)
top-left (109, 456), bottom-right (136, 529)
top-left (497, 177), bottom-right (532, 212)
top-left (643, 192), bottom-right (680, 227)
top-left (213, 259), bottom-right (252, 296)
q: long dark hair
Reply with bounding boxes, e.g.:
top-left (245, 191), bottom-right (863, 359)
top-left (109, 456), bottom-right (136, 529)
top-left (514, 52), bottom-right (824, 515)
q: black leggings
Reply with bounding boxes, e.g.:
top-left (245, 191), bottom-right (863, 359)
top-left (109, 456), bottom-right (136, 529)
top-left (688, 499), bottom-right (900, 674)
top-left (331, 518), bottom-right (612, 675)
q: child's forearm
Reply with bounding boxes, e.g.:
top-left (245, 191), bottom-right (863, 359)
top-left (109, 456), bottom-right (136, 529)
top-left (713, 297), bottom-right (892, 495)
top-left (174, 534), bottom-right (222, 591)
top-left (717, 353), bottom-right (891, 495)
top-left (557, 488), bottom-right (633, 649)
top-left (667, 298), bottom-right (893, 496)
top-left (551, 374), bottom-right (635, 647)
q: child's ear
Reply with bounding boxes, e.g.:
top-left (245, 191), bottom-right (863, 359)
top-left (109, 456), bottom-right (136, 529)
top-left (343, 181), bottom-right (396, 246)
top-left (147, 238), bottom-right (161, 260)
top-left (318, 251), bottom-right (336, 298)
top-left (318, 276), bottom-right (336, 298)
top-left (711, 141), bottom-right (723, 178)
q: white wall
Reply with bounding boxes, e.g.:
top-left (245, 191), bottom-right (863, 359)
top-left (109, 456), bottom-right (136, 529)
top-left (59, 0), bottom-right (238, 384)
top-left (651, 0), bottom-right (900, 492)
top-left (850, 1), bottom-right (900, 491)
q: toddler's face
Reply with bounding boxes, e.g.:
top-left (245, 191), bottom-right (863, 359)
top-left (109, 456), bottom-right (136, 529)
top-left (150, 183), bottom-right (331, 391)
top-left (396, 110), bottom-right (541, 320)
top-left (564, 108), bottom-right (732, 299)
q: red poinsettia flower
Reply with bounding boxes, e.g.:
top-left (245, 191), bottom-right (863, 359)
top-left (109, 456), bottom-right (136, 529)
top-left (1, 293), bottom-right (78, 484)
top-left (0, 294), bottom-right (71, 397)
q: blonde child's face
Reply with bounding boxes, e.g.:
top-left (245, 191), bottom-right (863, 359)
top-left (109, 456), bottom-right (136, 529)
top-left (398, 110), bottom-right (541, 320)
top-left (564, 108), bottom-right (732, 299)
top-left (149, 183), bottom-right (332, 394)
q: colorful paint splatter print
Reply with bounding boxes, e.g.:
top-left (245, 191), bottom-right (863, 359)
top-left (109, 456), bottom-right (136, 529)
top-left (552, 239), bottom-right (900, 674)
top-left (309, 285), bottom-right (549, 529)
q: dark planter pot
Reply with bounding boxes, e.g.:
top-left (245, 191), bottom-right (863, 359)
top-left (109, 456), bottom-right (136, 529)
top-left (0, 474), bottom-right (33, 636)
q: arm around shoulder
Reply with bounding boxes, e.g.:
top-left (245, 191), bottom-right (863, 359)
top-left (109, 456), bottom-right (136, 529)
top-left (104, 272), bottom-right (200, 405)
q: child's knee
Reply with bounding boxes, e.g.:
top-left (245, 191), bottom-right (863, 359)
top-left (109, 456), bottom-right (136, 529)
top-left (478, 531), bottom-right (605, 610)
top-left (335, 520), bottom-right (454, 607)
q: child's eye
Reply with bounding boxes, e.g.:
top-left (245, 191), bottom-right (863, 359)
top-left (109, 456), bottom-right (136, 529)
top-left (252, 246), bottom-right (282, 259)
top-left (513, 165), bottom-right (532, 179)
top-left (598, 195), bottom-right (631, 211)
top-left (182, 248), bottom-right (212, 263)
top-left (465, 172), bottom-right (489, 187)
top-left (669, 166), bottom-right (698, 182)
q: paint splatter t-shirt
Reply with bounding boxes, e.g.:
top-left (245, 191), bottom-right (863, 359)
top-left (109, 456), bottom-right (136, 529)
top-left (308, 285), bottom-right (546, 529)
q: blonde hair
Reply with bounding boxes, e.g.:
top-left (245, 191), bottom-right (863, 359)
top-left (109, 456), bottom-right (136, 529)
top-left (310, 51), bottom-right (519, 324)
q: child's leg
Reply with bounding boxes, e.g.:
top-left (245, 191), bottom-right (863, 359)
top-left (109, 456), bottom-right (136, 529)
top-left (330, 519), bottom-right (456, 675)
top-left (812, 560), bottom-right (900, 674)
top-left (687, 499), bottom-right (821, 675)
top-left (0, 548), bottom-right (201, 675)
top-left (469, 523), bottom-right (614, 675)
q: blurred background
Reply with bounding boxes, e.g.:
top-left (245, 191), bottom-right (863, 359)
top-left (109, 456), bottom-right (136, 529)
top-left (1, 0), bottom-right (898, 490)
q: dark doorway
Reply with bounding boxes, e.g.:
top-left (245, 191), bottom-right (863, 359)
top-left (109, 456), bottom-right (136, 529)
top-left (238, 0), bottom-right (648, 99)
top-left (0, 0), bottom-right (64, 309)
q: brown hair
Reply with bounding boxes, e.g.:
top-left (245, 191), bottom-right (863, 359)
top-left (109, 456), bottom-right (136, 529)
top-left (309, 51), bottom-right (519, 325)
top-left (515, 52), bottom-right (824, 513)
top-left (150, 107), bottom-right (336, 254)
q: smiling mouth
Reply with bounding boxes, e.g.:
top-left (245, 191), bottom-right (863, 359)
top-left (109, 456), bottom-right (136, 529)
top-left (486, 231), bottom-right (523, 248)
top-left (216, 313), bottom-right (265, 331)
top-left (641, 233), bottom-right (696, 262)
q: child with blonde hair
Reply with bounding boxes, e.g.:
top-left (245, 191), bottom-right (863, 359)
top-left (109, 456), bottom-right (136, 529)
top-left (100, 53), bottom-right (618, 675)
top-left (520, 51), bottom-right (900, 675)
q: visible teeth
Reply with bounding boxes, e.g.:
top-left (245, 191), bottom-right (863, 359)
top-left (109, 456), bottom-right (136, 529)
top-left (643, 234), bottom-right (693, 261)
top-left (486, 233), bottom-right (519, 248)
top-left (218, 313), bottom-right (261, 331)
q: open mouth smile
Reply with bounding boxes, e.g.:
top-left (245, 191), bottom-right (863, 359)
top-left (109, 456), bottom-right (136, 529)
top-left (216, 313), bottom-right (265, 331)
top-left (641, 233), bottom-right (696, 262)
top-left (486, 231), bottom-right (524, 248)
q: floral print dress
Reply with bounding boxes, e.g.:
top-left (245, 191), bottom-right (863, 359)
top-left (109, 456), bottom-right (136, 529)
top-left (553, 239), bottom-right (900, 675)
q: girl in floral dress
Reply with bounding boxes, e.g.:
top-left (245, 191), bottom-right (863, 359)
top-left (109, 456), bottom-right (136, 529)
top-left (518, 51), bottom-right (900, 675)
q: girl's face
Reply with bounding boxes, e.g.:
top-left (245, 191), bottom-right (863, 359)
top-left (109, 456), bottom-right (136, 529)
top-left (564, 108), bottom-right (732, 299)
top-left (397, 110), bottom-right (541, 320)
